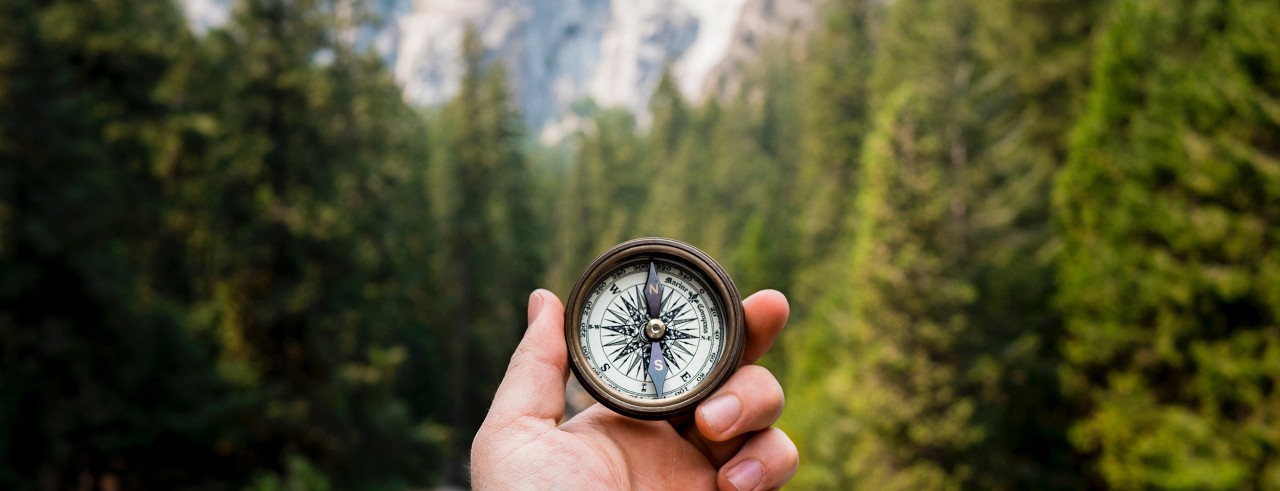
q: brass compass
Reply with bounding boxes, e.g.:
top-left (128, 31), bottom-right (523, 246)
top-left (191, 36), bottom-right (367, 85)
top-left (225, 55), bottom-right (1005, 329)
top-left (564, 238), bottom-right (745, 420)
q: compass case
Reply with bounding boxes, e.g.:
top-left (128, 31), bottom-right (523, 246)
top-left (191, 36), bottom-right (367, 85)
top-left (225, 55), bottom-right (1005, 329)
top-left (564, 237), bottom-right (746, 420)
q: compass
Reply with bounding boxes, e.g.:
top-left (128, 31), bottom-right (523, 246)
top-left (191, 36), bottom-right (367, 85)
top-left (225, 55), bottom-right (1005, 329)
top-left (564, 237), bottom-right (746, 420)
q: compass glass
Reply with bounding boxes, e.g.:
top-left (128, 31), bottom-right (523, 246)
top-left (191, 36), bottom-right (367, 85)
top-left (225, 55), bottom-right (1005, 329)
top-left (566, 237), bottom-right (744, 419)
top-left (577, 258), bottom-right (726, 402)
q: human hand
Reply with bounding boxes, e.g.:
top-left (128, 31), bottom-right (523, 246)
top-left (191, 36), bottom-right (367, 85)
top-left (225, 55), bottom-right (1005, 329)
top-left (471, 289), bottom-right (797, 490)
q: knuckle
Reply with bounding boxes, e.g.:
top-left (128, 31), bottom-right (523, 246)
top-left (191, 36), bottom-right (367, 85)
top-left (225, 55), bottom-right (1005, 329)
top-left (738, 363), bottom-right (771, 378)
top-left (744, 365), bottom-right (780, 388)
top-left (762, 369), bottom-right (784, 401)
top-left (735, 365), bottom-right (784, 418)
top-left (471, 426), bottom-right (494, 461)
top-left (509, 340), bottom-right (535, 367)
top-left (772, 428), bottom-right (800, 470)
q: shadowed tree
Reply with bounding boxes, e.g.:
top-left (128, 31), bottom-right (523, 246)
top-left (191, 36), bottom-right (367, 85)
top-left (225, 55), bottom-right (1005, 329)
top-left (430, 24), bottom-right (544, 484)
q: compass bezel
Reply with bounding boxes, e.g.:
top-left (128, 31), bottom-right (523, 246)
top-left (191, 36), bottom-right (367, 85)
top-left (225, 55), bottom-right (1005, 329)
top-left (564, 237), bottom-right (746, 420)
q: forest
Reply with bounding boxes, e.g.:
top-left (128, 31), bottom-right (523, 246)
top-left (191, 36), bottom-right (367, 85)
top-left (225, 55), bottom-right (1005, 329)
top-left (1, 0), bottom-right (1278, 489)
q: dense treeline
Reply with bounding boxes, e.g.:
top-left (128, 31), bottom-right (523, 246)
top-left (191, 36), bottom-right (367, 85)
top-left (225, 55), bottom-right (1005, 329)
top-left (1057, 1), bottom-right (1280, 487)
top-left (0, 0), bottom-right (532, 488)
top-left (1, 0), bottom-right (1277, 489)
top-left (549, 0), bottom-right (1280, 488)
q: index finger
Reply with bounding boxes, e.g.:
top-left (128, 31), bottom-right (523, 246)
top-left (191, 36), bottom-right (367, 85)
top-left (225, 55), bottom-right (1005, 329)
top-left (740, 290), bottom-right (789, 365)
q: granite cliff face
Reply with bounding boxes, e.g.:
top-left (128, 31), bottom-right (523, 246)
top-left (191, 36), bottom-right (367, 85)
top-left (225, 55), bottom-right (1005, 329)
top-left (181, 0), bottom-right (815, 141)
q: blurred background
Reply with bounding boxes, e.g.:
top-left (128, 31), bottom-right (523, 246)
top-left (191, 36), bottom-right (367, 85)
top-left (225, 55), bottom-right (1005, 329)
top-left (2, 0), bottom-right (1278, 489)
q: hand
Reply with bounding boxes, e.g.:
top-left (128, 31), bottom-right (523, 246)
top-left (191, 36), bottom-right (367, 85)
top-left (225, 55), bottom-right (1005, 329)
top-left (471, 289), bottom-right (797, 490)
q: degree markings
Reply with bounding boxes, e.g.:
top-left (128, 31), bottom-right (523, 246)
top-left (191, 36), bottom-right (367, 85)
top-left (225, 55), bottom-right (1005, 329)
top-left (581, 263), bottom-right (724, 400)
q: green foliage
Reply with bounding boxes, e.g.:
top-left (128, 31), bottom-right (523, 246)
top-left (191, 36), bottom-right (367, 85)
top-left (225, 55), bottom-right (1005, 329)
top-left (791, 0), bottom-right (875, 297)
top-left (245, 453), bottom-right (332, 491)
top-left (1057, 0), bottom-right (1280, 488)
top-left (3, 0), bottom-right (1279, 488)
top-left (638, 69), bottom-right (705, 244)
top-left (1, 0), bottom-right (448, 487)
top-left (549, 108), bottom-right (648, 292)
top-left (782, 0), bottom-right (1103, 487)
top-left (547, 59), bottom-right (802, 296)
top-left (166, 0), bottom-right (445, 486)
top-left (778, 1), bottom-right (878, 484)
top-left (428, 26), bottom-right (544, 480)
top-left (0, 0), bottom-right (234, 488)
top-left (719, 51), bottom-right (804, 297)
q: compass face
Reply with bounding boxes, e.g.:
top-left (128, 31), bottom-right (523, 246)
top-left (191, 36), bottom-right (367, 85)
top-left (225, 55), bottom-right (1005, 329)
top-left (565, 238), bottom-right (745, 420)
top-left (577, 258), bottom-right (726, 402)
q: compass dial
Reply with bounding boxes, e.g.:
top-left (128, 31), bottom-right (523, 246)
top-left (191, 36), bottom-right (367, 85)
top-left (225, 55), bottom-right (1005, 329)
top-left (578, 258), bottom-right (725, 400)
top-left (565, 238), bottom-right (745, 420)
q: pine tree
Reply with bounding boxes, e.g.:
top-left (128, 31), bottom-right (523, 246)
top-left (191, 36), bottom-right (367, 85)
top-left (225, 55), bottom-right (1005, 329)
top-left (157, 0), bottom-right (444, 486)
top-left (792, 0), bottom-right (876, 285)
top-left (1057, 0), bottom-right (1280, 488)
top-left (0, 0), bottom-right (234, 488)
top-left (777, 2), bottom-right (881, 482)
top-left (714, 49), bottom-right (803, 296)
top-left (639, 69), bottom-right (704, 243)
top-left (548, 108), bottom-right (647, 290)
top-left (430, 25), bottom-right (544, 484)
top-left (784, 1), bottom-right (993, 486)
top-left (784, 0), bottom-right (1104, 486)
top-left (648, 69), bottom-right (691, 173)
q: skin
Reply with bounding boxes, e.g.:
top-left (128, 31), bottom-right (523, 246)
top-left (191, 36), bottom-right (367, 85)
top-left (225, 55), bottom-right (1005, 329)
top-left (471, 289), bottom-right (798, 490)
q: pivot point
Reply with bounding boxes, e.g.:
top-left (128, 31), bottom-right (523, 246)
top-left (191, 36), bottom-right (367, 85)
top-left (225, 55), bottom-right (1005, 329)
top-left (645, 318), bottom-right (667, 340)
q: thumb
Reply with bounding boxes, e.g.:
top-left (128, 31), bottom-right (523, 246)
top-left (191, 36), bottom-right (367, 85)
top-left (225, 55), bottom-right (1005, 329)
top-left (487, 289), bottom-right (568, 426)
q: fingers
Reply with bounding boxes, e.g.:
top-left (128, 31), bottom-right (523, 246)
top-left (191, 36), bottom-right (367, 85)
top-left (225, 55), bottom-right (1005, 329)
top-left (485, 289), bottom-right (569, 427)
top-left (741, 290), bottom-right (789, 365)
top-left (683, 365), bottom-right (784, 466)
top-left (716, 294), bottom-right (799, 491)
top-left (716, 428), bottom-right (798, 491)
top-left (677, 290), bottom-right (789, 466)
top-left (696, 365), bottom-right (784, 442)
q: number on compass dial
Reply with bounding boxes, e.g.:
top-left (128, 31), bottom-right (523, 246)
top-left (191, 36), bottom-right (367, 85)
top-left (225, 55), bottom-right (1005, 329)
top-left (578, 259), bottom-right (726, 401)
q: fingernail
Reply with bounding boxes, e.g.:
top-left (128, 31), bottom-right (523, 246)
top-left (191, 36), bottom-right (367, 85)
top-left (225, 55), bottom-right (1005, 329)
top-left (527, 290), bottom-right (545, 326)
top-left (700, 395), bottom-right (741, 434)
top-left (725, 459), bottom-right (763, 491)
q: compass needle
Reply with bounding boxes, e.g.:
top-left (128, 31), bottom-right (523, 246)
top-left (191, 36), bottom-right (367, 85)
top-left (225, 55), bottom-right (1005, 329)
top-left (645, 261), bottom-right (662, 319)
top-left (642, 261), bottom-right (668, 397)
top-left (647, 341), bottom-right (666, 397)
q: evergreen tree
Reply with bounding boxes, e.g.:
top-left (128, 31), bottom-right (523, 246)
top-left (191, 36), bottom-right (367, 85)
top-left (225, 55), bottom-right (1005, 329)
top-left (639, 69), bottom-right (704, 243)
top-left (548, 108), bottom-right (647, 291)
top-left (715, 50), bottom-right (804, 296)
top-left (792, 0), bottom-right (875, 287)
top-left (777, 2), bottom-right (881, 485)
top-left (648, 69), bottom-right (691, 173)
top-left (783, 0), bottom-right (1103, 487)
top-left (1057, 0), bottom-right (1280, 488)
top-left (158, 0), bottom-right (444, 486)
top-left (0, 0), bottom-right (235, 488)
top-left (430, 25), bottom-right (543, 484)
top-left (785, 1), bottom-right (994, 486)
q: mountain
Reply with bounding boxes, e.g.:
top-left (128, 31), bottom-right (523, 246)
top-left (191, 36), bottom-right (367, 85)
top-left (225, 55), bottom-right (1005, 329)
top-left (180, 0), bottom-right (815, 142)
